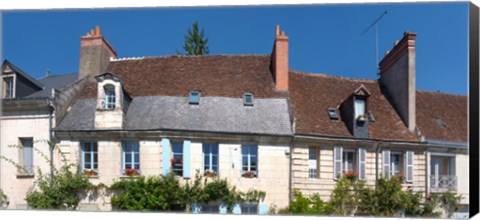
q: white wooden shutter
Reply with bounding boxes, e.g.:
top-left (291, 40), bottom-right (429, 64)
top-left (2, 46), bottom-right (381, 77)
top-left (382, 149), bottom-right (390, 179)
top-left (406, 151), bottom-right (414, 182)
top-left (358, 148), bottom-right (366, 180)
top-left (333, 146), bottom-right (342, 180)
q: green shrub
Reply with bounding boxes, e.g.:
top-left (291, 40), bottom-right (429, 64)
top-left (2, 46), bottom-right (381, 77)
top-left (109, 173), bottom-right (183, 211)
top-left (26, 166), bottom-right (94, 210)
top-left (282, 190), bottom-right (332, 215)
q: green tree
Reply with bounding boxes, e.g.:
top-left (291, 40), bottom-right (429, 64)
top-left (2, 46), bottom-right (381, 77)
top-left (179, 21), bottom-right (209, 55)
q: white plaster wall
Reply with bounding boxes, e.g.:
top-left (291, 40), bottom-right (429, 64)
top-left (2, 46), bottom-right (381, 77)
top-left (456, 154), bottom-right (469, 204)
top-left (0, 115), bottom-right (51, 209)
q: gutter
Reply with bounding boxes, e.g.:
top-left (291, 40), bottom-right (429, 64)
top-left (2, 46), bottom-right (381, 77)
top-left (294, 133), bottom-right (427, 146)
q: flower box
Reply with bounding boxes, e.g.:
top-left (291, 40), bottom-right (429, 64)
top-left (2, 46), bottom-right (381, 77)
top-left (205, 170), bottom-right (217, 178)
top-left (84, 169), bottom-right (97, 177)
top-left (343, 170), bottom-right (358, 181)
top-left (242, 171), bottom-right (256, 178)
top-left (170, 158), bottom-right (183, 166)
top-left (125, 168), bottom-right (139, 177)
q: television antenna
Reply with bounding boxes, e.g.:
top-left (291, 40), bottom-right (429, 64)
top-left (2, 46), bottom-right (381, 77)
top-left (361, 10), bottom-right (388, 76)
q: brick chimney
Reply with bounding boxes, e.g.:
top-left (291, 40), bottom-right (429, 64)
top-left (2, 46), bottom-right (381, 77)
top-left (79, 26), bottom-right (117, 81)
top-left (271, 25), bottom-right (289, 91)
top-left (379, 32), bottom-right (416, 132)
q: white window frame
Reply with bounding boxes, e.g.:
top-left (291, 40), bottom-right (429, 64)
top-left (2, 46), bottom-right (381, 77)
top-left (4, 77), bottom-right (14, 98)
top-left (342, 149), bottom-right (356, 173)
top-left (243, 92), bottom-right (254, 106)
top-left (81, 141), bottom-right (98, 172)
top-left (122, 141), bottom-right (140, 174)
top-left (171, 141), bottom-right (184, 176)
top-left (203, 143), bottom-right (219, 174)
top-left (354, 98), bottom-right (366, 119)
top-left (308, 147), bottom-right (319, 179)
top-left (390, 152), bottom-right (403, 177)
top-left (104, 85), bottom-right (116, 109)
top-left (241, 144), bottom-right (258, 177)
top-left (19, 138), bottom-right (34, 175)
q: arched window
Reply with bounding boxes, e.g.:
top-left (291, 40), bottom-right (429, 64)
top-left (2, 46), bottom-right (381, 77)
top-left (104, 85), bottom-right (116, 109)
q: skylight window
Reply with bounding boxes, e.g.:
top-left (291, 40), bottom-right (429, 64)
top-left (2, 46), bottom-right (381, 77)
top-left (435, 118), bottom-right (447, 128)
top-left (328, 108), bottom-right (338, 120)
top-left (244, 92), bottom-right (254, 106)
top-left (189, 91), bottom-right (200, 104)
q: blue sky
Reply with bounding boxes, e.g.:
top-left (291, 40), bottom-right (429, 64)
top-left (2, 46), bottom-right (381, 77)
top-left (2, 2), bottom-right (469, 95)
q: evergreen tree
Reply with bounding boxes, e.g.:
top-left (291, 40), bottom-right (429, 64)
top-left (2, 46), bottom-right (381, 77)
top-left (179, 21), bottom-right (209, 55)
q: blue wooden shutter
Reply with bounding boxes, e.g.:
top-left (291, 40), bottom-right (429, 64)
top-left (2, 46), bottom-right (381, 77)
top-left (382, 149), bottom-right (391, 179)
top-left (219, 203), bottom-right (228, 214)
top-left (183, 140), bottom-right (191, 178)
top-left (406, 151), bottom-right (414, 182)
top-left (232, 203), bottom-right (241, 214)
top-left (161, 138), bottom-right (171, 175)
top-left (258, 204), bottom-right (268, 214)
top-left (333, 146), bottom-right (342, 180)
top-left (358, 148), bottom-right (366, 180)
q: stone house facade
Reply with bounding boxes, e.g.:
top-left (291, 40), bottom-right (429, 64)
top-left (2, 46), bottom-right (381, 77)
top-left (0, 25), bottom-right (468, 215)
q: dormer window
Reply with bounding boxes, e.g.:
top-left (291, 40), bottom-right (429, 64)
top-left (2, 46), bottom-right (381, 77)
top-left (104, 85), bottom-right (116, 109)
top-left (189, 91), bottom-right (200, 104)
top-left (243, 92), bottom-right (254, 106)
top-left (354, 98), bottom-right (366, 121)
top-left (3, 77), bottom-right (14, 98)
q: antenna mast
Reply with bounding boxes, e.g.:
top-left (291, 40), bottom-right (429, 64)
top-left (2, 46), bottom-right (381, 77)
top-left (361, 10), bottom-right (388, 76)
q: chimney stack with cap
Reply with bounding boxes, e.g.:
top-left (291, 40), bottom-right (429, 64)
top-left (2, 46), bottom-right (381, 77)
top-left (79, 25), bottom-right (117, 81)
top-left (271, 25), bottom-right (289, 91)
top-left (378, 31), bottom-right (417, 132)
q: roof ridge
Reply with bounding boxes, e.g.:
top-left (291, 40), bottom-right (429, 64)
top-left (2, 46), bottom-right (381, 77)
top-left (37, 72), bottom-right (78, 80)
top-left (417, 89), bottom-right (467, 97)
top-left (290, 69), bottom-right (377, 83)
top-left (110, 54), bottom-right (271, 62)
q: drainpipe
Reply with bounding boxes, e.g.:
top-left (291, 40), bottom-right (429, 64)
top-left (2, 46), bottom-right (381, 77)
top-left (47, 97), bottom-right (54, 178)
top-left (374, 141), bottom-right (383, 188)
top-left (288, 137), bottom-right (293, 206)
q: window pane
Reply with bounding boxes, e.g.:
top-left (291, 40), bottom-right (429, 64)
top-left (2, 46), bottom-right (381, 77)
top-left (125, 153), bottom-right (132, 163)
top-left (83, 143), bottom-right (91, 152)
top-left (134, 154), bottom-right (140, 163)
top-left (172, 143), bottom-right (183, 153)
top-left (309, 147), bottom-right (317, 160)
top-left (355, 99), bottom-right (365, 118)
top-left (212, 144), bottom-right (219, 154)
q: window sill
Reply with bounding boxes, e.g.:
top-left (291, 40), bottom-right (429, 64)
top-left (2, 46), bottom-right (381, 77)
top-left (16, 174), bottom-right (34, 179)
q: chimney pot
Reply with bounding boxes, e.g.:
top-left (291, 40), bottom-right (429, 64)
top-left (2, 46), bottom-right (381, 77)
top-left (281, 31), bottom-right (285, 36)
top-left (275, 25), bottom-right (280, 36)
top-left (90, 29), bottom-right (94, 35)
top-left (394, 40), bottom-right (399, 46)
top-left (96, 26), bottom-right (101, 36)
top-left (385, 50), bottom-right (390, 56)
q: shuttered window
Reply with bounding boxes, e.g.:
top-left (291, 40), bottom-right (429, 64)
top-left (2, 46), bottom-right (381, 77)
top-left (358, 148), bottom-right (366, 180)
top-left (382, 149), bottom-right (391, 179)
top-left (333, 146), bottom-right (342, 180)
top-left (406, 151), bottom-right (414, 182)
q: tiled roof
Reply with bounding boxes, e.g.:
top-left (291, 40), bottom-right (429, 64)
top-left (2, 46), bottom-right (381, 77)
top-left (416, 91), bottom-right (467, 143)
top-left (79, 55), bottom-right (285, 99)
top-left (55, 96), bottom-right (293, 136)
top-left (289, 70), bottom-right (419, 142)
top-left (28, 73), bottom-right (79, 98)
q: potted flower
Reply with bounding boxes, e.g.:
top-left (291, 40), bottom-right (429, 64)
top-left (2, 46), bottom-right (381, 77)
top-left (242, 171), bottom-right (256, 178)
top-left (125, 168), bottom-right (138, 177)
top-left (84, 169), bottom-right (97, 177)
top-left (343, 170), bottom-right (358, 181)
top-left (395, 173), bottom-right (405, 183)
top-left (170, 158), bottom-right (182, 166)
top-left (205, 170), bottom-right (217, 178)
